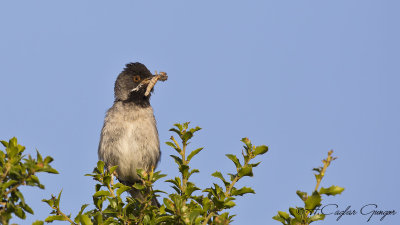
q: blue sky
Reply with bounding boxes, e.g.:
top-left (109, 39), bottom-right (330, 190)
top-left (1, 1), bottom-right (399, 224)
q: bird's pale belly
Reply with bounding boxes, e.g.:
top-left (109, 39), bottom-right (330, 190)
top-left (116, 119), bottom-right (160, 181)
top-left (98, 105), bottom-right (160, 182)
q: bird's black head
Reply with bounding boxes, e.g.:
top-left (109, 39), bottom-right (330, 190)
top-left (114, 62), bottom-right (154, 106)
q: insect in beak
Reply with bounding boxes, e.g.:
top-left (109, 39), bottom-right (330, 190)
top-left (131, 71), bottom-right (168, 96)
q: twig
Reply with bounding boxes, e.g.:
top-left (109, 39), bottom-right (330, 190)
top-left (0, 164), bottom-right (11, 183)
top-left (314, 150), bottom-right (334, 192)
top-left (51, 205), bottom-right (77, 225)
top-left (202, 212), bottom-right (215, 225)
top-left (171, 136), bottom-right (181, 151)
top-left (108, 173), bottom-right (116, 197)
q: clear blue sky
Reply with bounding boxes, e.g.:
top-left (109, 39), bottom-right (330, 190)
top-left (1, 1), bottom-right (399, 224)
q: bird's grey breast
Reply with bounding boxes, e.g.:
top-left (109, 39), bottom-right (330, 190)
top-left (98, 102), bottom-right (160, 182)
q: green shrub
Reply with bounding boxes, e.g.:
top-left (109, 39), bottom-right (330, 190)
top-left (1, 122), bottom-right (343, 225)
top-left (0, 138), bottom-right (58, 225)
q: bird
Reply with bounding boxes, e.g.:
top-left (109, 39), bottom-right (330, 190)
top-left (98, 62), bottom-right (166, 206)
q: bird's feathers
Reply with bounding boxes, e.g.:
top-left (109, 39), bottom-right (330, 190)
top-left (98, 101), bottom-right (160, 182)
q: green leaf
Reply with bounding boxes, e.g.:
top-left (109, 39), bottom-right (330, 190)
top-left (212, 171), bottom-right (230, 187)
top-left (166, 141), bottom-right (181, 154)
top-left (169, 128), bottom-right (181, 136)
top-left (305, 191), bottom-right (321, 211)
top-left (163, 198), bottom-right (175, 211)
top-left (14, 206), bottom-right (26, 219)
top-left (93, 212), bottom-right (103, 224)
top-left (170, 155), bottom-right (183, 165)
top-left (78, 204), bottom-right (89, 215)
top-left (45, 215), bottom-right (67, 222)
top-left (42, 198), bottom-right (54, 207)
top-left (313, 167), bottom-right (322, 173)
top-left (165, 177), bottom-right (181, 188)
top-left (182, 122), bottom-right (190, 130)
top-left (292, 218), bottom-right (303, 225)
top-left (174, 123), bottom-right (183, 131)
top-left (0, 140), bottom-right (8, 147)
top-left (289, 207), bottom-right (302, 220)
top-left (21, 203), bottom-right (34, 214)
top-left (309, 213), bottom-right (325, 222)
top-left (116, 185), bottom-right (131, 196)
top-left (55, 190), bottom-right (62, 208)
top-left (79, 214), bottom-right (93, 225)
top-left (108, 165), bottom-right (118, 174)
top-left (136, 169), bottom-right (146, 178)
top-left (43, 156), bottom-right (54, 164)
top-left (189, 209), bottom-right (202, 224)
top-left (189, 126), bottom-right (201, 133)
top-left (296, 190), bottom-right (308, 202)
top-left (9, 137), bottom-right (17, 148)
top-left (93, 190), bottom-right (111, 197)
top-left (272, 214), bottom-right (286, 224)
top-left (155, 215), bottom-right (175, 223)
top-left (241, 137), bottom-right (251, 145)
top-left (179, 164), bottom-right (189, 179)
top-left (36, 150), bottom-right (43, 163)
top-left (212, 183), bottom-right (224, 198)
top-left (249, 161), bottom-right (261, 167)
top-left (227, 173), bottom-right (236, 182)
top-left (93, 196), bottom-right (104, 210)
top-left (278, 211), bottom-right (290, 220)
top-left (254, 145), bottom-right (269, 155)
top-left (32, 221), bottom-right (44, 225)
top-left (108, 198), bottom-right (118, 209)
top-left (181, 131), bottom-right (193, 142)
top-left (185, 182), bottom-right (200, 196)
top-left (43, 167), bottom-right (58, 174)
top-left (224, 201), bottom-right (236, 208)
top-left (238, 167), bottom-right (253, 177)
top-left (165, 141), bottom-right (176, 148)
top-left (226, 154), bottom-right (241, 168)
top-left (97, 161), bottom-right (105, 173)
top-left (3, 180), bottom-right (18, 189)
top-left (153, 171), bottom-right (167, 180)
top-left (319, 185), bottom-right (345, 196)
top-left (231, 187), bottom-right (255, 196)
top-left (132, 183), bottom-right (145, 190)
top-left (187, 147), bottom-right (203, 162)
top-left (189, 169), bottom-right (199, 178)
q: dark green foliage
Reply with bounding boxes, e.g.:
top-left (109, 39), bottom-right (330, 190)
top-left (0, 137), bottom-right (58, 224)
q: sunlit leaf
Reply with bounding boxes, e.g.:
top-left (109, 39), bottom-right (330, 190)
top-left (226, 154), bottom-right (241, 168)
top-left (254, 145), bottom-right (269, 155)
top-left (79, 214), bottom-right (93, 225)
top-left (45, 215), bottom-right (67, 222)
top-left (231, 187), bottom-right (255, 196)
top-left (238, 167), bottom-right (253, 177)
top-left (319, 185), bottom-right (344, 196)
top-left (93, 190), bottom-right (111, 197)
top-left (187, 147), bottom-right (203, 162)
top-left (305, 191), bottom-right (321, 211)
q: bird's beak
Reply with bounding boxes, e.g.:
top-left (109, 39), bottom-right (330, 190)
top-left (131, 72), bottom-right (168, 96)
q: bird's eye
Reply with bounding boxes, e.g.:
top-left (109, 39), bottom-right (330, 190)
top-left (133, 75), bottom-right (141, 82)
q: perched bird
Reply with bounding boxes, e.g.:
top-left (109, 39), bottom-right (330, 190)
top-left (98, 62), bottom-right (166, 205)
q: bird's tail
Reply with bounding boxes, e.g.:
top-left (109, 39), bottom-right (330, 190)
top-left (128, 187), bottom-right (160, 207)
